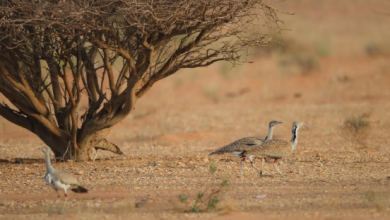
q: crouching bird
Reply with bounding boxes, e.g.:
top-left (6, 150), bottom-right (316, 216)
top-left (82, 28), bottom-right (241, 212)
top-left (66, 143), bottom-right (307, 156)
top-left (39, 146), bottom-right (88, 213)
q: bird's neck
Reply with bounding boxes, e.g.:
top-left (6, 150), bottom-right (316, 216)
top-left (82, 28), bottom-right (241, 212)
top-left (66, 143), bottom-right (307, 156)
top-left (44, 152), bottom-right (55, 174)
top-left (264, 126), bottom-right (275, 141)
top-left (290, 126), bottom-right (299, 150)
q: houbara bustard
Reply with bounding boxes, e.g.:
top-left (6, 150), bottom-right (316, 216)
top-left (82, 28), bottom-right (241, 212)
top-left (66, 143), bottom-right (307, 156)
top-left (209, 120), bottom-right (282, 176)
top-left (40, 146), bottom-right (88, 213)
top-left (234, 121), bottom-right (306, 176)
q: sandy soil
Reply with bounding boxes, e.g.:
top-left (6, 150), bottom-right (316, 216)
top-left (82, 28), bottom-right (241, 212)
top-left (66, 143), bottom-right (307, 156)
top-left (1, 0), bottom-right (390, 219)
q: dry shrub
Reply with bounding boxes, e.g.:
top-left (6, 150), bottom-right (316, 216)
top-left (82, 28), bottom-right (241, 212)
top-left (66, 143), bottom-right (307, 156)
top-left (0, 0), bottom-right (282, 161)
top-left (277, 53), bottom-right (319, 76)
top-left (341, 114), bottom-right (370, 148)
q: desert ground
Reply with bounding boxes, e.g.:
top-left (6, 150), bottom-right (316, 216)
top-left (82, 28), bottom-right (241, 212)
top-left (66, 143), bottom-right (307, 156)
top-left (1, 0), bottom-right (390, 219)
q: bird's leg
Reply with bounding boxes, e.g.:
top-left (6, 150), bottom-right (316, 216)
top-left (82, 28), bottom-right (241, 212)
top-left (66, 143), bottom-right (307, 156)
top-left (259, 157), bottom-right (265, 176)
top-left (273, 159), bottom-right (284, 176)
top-left (93, 148), bottom-right (99, 162)
top-left (250, 161), bottom-right (259, 171)
top-left (259, 158), bottom-right (271, 177)
top-left (60, 193), bottom-right (68, 214)
top-left (240, 158), bottom-right (245, 177)
top-left (248, 156), bottom-right (259, 172)
top-left (49, 190), bottom-right (60, 211)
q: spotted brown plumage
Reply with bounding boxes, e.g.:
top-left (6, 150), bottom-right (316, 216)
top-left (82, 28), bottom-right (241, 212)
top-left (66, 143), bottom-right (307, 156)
top-left (235, 121), bottom-right (306, 176)
top-left (209, 137), bottom-right (264, 155)
top-left (209, 120), bottom-right (282, 176)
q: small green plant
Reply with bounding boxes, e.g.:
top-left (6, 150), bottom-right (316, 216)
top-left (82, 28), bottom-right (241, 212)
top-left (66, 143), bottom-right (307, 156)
top-left (178, 164), bottom-right (228, 213)
top-left (361, 191), bottom-right (383, 211)
top-left (178, 193), bottom-right (187, 203)
top-left (220, 178), bottom-right (228, 187)
top-left (207, 198), bottom-right (220, 211)
top-left (189, 193), bottom-right (204, 212)
top-left (209, 162), bottom-right (217, 174)
top-left (341, 114), bottom-right (370, 147)
top-left (344, 115), bottom-right (369, 133)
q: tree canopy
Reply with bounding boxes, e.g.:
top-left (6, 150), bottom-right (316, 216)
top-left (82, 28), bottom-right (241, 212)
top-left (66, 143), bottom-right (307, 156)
top-left (0, 0), bottom-right (281, 161)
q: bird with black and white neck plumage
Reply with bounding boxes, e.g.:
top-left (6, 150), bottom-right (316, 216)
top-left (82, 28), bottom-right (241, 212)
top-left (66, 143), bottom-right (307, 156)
top-left (40, 146), bottom-right (88, 213)
top-left (209, 120), bottom-right (282, 176)
top-left (235, 121), bottom-right (306, 177)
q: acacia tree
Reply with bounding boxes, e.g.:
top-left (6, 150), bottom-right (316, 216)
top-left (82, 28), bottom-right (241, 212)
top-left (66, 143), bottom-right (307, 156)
top-left (0, 0), bottom-right (280, 161)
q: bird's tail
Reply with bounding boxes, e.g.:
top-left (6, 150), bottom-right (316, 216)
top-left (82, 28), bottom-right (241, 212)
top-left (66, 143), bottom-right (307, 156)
top-left (72, 185), bottom-right (88, 193)
top-left (209, 150), bottom-right (222, 156)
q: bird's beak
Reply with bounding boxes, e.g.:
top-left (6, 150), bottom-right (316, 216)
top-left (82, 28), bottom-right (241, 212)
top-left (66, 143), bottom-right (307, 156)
top-left (278, 121), bottom-right (283, 124)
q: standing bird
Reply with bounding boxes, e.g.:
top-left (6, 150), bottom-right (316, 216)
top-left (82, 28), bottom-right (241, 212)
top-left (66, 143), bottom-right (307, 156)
top-left (209, 120), bottom-right (282, 176)
top-left (235, 121), bottom-right (306, 176)
top-left (40, 146), bottom-right (88, 213)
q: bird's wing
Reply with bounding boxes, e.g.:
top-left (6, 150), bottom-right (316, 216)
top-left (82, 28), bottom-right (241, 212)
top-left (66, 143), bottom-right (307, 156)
top-left (53, 170), bottom-right (79, 186)
top-left (240, 139), bottom-right (285, 154)
top-left (235, 137), bottom-right (264, 146)
top-left (210, 137), bottom-right (263, 155)
top-left (260, 139), bottom-right (292, 158)
top-left (233, 137), bottom-right (267, 151)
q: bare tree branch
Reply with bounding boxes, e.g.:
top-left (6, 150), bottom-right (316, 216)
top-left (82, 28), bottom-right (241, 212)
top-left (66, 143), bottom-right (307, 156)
top-left (102, 47), bottom-right (119, 97)
top-left (0, 103), bottom-right (33, 132)
top-left (0, 0), bottom-right (282, 160)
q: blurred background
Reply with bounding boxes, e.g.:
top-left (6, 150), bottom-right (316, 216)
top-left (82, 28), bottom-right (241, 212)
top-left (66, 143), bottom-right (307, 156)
top-left (1, 0), bottom-right (390, 159)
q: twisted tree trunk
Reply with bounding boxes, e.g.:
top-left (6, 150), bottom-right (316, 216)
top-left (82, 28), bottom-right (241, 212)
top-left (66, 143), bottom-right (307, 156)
top-left (0, 0), bottom-right (280, 161)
